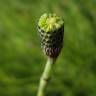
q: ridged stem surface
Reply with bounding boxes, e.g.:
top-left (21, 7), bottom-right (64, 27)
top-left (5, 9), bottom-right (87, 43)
top-left (37, 57), bottom-right (56, 96)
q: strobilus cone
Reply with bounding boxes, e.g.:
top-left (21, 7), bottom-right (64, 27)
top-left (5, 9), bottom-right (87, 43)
top-left (38, 13), bottom-right (64, 58)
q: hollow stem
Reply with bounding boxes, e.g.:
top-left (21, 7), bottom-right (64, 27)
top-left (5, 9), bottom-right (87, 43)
top-left (37, 57), bottom-right (56, 96)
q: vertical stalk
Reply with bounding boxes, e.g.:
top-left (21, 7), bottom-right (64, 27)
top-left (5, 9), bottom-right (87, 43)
top-left (37, 57), bottom-right (56, 96)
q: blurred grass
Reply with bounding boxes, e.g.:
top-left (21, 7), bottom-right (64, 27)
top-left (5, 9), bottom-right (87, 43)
top-left (0, 0), bottom-right (96, 96)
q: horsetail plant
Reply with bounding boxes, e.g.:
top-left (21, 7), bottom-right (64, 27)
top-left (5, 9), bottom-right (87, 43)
top-left (37, 13), bottom-right (64, 96)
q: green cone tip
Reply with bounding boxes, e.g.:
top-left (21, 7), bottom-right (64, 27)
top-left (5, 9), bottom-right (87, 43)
top-left (38, 13), bottom-right (64, 32)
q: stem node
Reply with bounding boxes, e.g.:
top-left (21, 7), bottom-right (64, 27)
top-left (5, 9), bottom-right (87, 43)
top-left (37, 57), bottom-right (56, 96)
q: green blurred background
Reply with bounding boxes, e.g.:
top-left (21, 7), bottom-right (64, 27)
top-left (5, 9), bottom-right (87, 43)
top-left (0, 0), bottom-right (96, 96)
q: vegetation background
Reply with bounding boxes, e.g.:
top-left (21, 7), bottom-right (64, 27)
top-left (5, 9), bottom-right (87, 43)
top-left (0, 0), bottom-right (96, 96)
